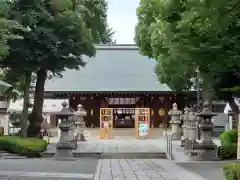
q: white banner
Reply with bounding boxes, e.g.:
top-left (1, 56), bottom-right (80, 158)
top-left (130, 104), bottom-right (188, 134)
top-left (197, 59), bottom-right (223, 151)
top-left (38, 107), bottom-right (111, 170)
top-left (139, 123), bottom-right (149, 137)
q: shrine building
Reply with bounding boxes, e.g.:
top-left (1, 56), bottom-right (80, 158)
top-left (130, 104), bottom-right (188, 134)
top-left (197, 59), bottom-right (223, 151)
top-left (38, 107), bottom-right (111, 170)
top-left (44, 44), bottom-right (195, 128)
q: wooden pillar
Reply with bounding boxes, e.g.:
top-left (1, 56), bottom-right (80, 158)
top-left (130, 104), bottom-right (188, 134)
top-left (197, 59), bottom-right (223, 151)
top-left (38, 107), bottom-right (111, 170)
top-left (83, 96), bottom-right (92, 127)
top-left (150, 96), bottom-right (159, 127)
top-left (92, 96), bottom-right (101, 127)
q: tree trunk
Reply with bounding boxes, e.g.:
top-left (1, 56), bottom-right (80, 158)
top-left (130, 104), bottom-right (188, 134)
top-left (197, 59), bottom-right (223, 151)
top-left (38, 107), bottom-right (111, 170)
top-left (20, 71), bottom-right (32, 137)
top-left (27, 68), bottom-right (47, 137)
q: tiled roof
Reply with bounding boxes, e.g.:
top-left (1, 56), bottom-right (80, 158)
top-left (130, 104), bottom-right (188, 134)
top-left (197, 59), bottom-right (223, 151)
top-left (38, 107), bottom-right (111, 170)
top-left (44, 44), bottom-right (172, 92)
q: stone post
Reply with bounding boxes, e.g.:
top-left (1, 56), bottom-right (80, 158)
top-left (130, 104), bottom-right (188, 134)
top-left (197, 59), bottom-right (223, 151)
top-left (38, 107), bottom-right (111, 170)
top-left (188, 111), bottom-right (198, 145)
top-left (181, 107), bottom-right (190, 147)
top-left (68, 115), bottom-right (75, 143)
top-left (194, 101), bottom-right (218, 161)
top-left (74, 104), bottom-right (87, 141)
top-left (54, 101), bottom-right (75, 161)
top-left (187, 110), bottom-right (200, 159)
top-left (169, 103), bottom-right (182, 140)
top-left (228, 110), bottom-right (236, 130)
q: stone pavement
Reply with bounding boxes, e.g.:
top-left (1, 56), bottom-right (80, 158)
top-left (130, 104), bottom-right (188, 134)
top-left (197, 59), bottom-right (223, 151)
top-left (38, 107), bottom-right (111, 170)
top-left (0, 158), bottom-right (98, 180)
top-left (177, 161), bottom-right (226, 180)
top-left (0, 158), bottom-right (208, 180)
top-left (94, 159), bottom-right (207, 180)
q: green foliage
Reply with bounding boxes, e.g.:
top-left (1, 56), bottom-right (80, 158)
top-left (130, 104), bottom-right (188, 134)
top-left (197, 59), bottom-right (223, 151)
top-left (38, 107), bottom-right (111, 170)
top-left (0, 69), bottom-right (28, 99)
top-left (49, 0), bottom-right (114, 44)
top-left (0, 0), bottom-right (26, 57)
top-left (135, 0), bottom-right (240, 94)
top-left (0, 136), bottom-right (47, 157)
top-left (222, 163), bottom-right (240, 180)
top-left (218, 129), bottom-right (237, 159)
top-left (0, 0), bottom-right (114, 137)
top-left (81, 0), bottom-right (114, 44)
top-left (214, 68), bottom-right (240, 102)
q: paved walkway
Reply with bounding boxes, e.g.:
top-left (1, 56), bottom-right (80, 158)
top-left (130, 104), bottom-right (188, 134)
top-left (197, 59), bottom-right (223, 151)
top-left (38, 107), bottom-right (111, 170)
top-left (94, 159), bottom-right (207, 180)
top-left (177, 161), bottom-right (226, 180)
top-left (0, 159), bottom-right (207, 180)
top-left (0, 158), bottom-right (98, 180)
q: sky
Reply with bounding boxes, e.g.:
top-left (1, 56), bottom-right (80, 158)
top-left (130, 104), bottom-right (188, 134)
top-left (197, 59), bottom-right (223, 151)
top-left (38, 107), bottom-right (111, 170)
top-left (107, 0), bottom-right (140, 44)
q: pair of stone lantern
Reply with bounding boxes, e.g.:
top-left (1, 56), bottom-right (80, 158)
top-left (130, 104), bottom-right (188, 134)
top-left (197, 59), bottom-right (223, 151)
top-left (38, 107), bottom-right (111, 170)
top-left (74, 104), bottom-right (87, 141)
top-left (169, 103), bottom-right (182, 140)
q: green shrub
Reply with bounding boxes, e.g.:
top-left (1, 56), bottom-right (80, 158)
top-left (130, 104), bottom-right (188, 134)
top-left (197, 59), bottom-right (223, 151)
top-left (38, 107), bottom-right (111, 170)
top-left (218, 129), bottom-right (237, 159)
top-left (220, 129), bottom-right (238, 145)
top-left (222, 163), bottom-right (240, 180)
top-left (0, 136), bottom-right (48, 157)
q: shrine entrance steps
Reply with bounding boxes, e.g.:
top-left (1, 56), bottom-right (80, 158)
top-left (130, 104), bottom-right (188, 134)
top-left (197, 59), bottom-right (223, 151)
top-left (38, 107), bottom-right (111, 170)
top-left (43, 136), bottom-right (168, 159)
top-left (48, 128), bottom-right (168, 139)
top-left (83, 128), bottom-right (167, 138)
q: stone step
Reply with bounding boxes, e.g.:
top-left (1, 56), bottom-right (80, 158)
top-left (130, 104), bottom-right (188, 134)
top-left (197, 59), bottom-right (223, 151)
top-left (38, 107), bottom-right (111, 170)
top-left (0, 152), bottom-right (27, 159)
top-left (42, 152), bottom-right (167, 159)
top-left (1, 155), bottom-right (28, 159)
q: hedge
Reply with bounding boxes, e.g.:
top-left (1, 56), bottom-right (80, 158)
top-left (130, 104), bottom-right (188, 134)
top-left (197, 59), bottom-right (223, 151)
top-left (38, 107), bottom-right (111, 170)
top-left (0, 136), bottom-right (48, 157)
top-left (222, 163), bottom-right (240, 180)
top-left (217, 129), bottom-right (237, 159)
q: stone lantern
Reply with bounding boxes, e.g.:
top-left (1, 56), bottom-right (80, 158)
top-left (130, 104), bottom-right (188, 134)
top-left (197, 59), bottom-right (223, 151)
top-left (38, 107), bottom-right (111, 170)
top-left (181, 107), bottom-right (190, 147)
top-left (169, 103), bottom-right (182, 140)
top-left (195, 101), bottom-right (218, 160)
top-left (54, 101), bottom-right (75, 161)
top-left (74, 104), bottom-right (87, 141)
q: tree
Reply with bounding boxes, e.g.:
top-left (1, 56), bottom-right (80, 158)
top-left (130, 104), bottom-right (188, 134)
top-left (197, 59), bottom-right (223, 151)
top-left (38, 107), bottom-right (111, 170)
top-left (135, 0), bottom-right (240, 106)
top-left (27, 0), bottom-right (114, 137)
top-left (5, 0), bottom-right (96, 137)
top-left (0, 0), bottom-right (32, 137)
top-left (1, 0), bottom-right (113, 137)
top-left (4, 0), bottom-right (114, 137)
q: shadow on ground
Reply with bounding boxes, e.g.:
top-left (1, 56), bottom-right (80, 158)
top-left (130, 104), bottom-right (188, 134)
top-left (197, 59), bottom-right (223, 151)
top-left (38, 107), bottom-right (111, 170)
top-left (176, 162), bottom-right (227, 180)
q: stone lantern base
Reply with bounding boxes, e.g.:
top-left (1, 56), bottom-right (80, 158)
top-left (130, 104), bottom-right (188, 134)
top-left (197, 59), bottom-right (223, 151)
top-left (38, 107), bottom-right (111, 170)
top-left (185, 140), bottom-right (200, 156)
top-left (191, 144), bottom-right (218, 161)
top-left (171, 127), bottom-right (181, 140)
top-left (54, 142), bottom-right (75, 161)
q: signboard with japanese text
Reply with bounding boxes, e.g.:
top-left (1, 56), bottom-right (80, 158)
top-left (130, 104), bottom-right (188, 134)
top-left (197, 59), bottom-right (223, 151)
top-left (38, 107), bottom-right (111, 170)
top-left (100, 108), bottom-right (113, 139)
top-left (139, 123), bottom-right (149, 137)
top-left (135, 108), bottom-right (150, 139)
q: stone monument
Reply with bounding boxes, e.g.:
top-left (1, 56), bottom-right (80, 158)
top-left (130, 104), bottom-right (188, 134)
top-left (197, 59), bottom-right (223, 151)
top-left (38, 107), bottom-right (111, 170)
top-left (195, 101), bottom-right (218, 161)
top-left (74, 104), bottom-right (87, 141)
top-left (54, 101), bottom-right (75, 161)
top-left (181, 107), bottom-right (190, 147)
top-left (169, 103), bottom-right (182, 140)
